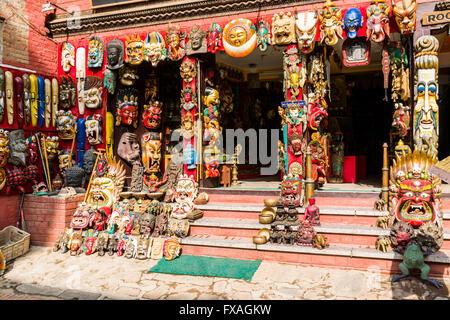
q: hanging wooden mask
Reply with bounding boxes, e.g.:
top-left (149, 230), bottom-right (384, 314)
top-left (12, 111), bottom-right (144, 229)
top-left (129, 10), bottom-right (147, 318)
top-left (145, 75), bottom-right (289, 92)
top-left (180, 86), bottom-right (197, 111)
top-left (88, 36), bottom-right (104, 68)
top-left (4, 71), bottom-right (13, 126)
top-left (103, 69), bottom-right (116, 95)
top-left (14, 76), bottom-right (24, 128)
top-left (0, 129), bottom-right (10, 168)
top-left (44, 79), bottom-right (51, 128)
top-left (42, 135), bottom-right (59, 161)
top-left (106, 39), bottom-right (125, 70)
top-left (119, 64), bottom-right (139, 86)
top-left (86, 114), bottom-right (103, 145)
top-left (59, 76), bottom-right (76, 110)
top-left (222, 19), bottom-right (257, 58)
top-left (271, 12), bottom-right (296, 45)
top-left (61, 42), bottom-right (75, 73)
top-left (117, 132), bottom-right (141, 166)
top-left (76, 47), bottom-right (86, 116)
top-left (22, 74), bottom-right (31, 126)
top-left (318, 0), bottom-right (344, 46)
top-left (37, 76), bottom-right (45, 128)
top-left (295, 11), bottom-right (318, 54)
top-left (84, 76), bottom-right (103, 110)
top-left (116, 88), bottom-right (138, 128)
top-left (51, 78), bottom-right (59, 127)
top-left (392, 0), bottom-right (417, 35)
top-left (343, 8), bottom-right (363, 39)
top-left (29, 74), bottom-right (38, 127)
top-left (125, 34), bottom-right (145, 66)
top-left (56, 110), bottom-right (77, 140)
top-left (366, 0), bottom-right (391, 43)
top-left (186, 25), bottom-right (207, 55)
top-left (207, 23), bottom-right (223, 53)
top-left (144, 32), bottom-right (167, 67)
top-left (166, 23), bottom-right (186, 61)
top-left (256, 21), bottom-right (271, 52)
top-left (141, 132), bottom-right (162, 174)
top-left (180, 58), bottom-right (197, 84)
top-left (142, 101), bottom-right (163, 130)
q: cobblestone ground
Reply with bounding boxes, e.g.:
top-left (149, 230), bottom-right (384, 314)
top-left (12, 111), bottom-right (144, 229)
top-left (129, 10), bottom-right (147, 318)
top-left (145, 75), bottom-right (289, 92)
top-left (0, 246), bottom-right (449, 300)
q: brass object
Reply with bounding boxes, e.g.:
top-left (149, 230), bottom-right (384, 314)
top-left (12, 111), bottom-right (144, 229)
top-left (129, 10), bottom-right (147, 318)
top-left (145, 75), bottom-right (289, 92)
top-left (231, 144), bottom-right (242, 187)
top-left (381, 143), bottom-right (389, 208)
top-left (305, 146), bottom-right (314, 205)
top-left (261, 206), bottom-right (276, 219)
top-left (264, 198), bottom-right (278, 207)
top-left (253, 235), bottom-right (267, 245)
top-left (259, 214), bottom-right (274, 224)
top-left (257, 228), bottom-right (271, 241)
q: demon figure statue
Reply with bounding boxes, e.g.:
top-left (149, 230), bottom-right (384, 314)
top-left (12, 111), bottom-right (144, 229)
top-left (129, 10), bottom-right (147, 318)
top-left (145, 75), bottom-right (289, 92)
top-left (271, 12), bottom-right (296, 45)
top-left (144, 31), bottom-right (167, 67)
top-left (125, 34), bottom-right (144, 65)
top-left (85, 114), bottom-right (103, 145)
top-left (88, 37), bottom-right (104, 68)
top-left (343, 8), bottom-right (363, 39)
top-left (392, 0), bottom-right (417, 35)
top-left (295, 11), bottom-right (318, 54)
top-left (59, 76), bottom-right (76, 110)
top-left (366, 0), bottom-right (391, 43)
top-left (106, 38), bottom-right (125, 70)
top-left (186, 25), bottom-right (207, 55)
top-left (116, 88), bottom-right (138, 128)
top-left (392, 102), bottom-right (410, 139)
top-left (318, 0), bottom-right (344, 46)
top-left (280, 174), bottom-right (304, 208)
top-left (413, 36), bottom-right (439, 157)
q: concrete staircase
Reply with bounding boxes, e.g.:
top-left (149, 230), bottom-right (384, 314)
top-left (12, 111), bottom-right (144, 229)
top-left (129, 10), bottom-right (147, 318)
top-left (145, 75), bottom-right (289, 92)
top-left (180, 188), bottom-right (450, 278)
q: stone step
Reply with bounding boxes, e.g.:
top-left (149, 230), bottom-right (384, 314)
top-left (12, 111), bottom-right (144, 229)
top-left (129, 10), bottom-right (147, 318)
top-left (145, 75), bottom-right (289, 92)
top-left (179, 234), bottom-right (450, 278)
top-left (189, 218), bottom-right (450, 250)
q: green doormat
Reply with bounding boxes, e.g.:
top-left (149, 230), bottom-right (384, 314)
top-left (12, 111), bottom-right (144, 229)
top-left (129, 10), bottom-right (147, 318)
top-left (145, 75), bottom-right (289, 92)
top-left (149, 255), bottom-right (261, 281)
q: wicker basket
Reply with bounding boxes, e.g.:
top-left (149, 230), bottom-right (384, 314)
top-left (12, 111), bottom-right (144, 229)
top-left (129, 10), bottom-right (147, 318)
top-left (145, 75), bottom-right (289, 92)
top-left (0, 226), bottom-right (30, 262)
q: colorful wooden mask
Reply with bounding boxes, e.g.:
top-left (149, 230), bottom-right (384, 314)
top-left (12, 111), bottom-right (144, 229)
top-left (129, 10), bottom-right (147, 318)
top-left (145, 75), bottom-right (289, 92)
top-left (390, 149), bottom-right (441, 227)
top-left (103, 69), bottom-right (116, 95)
top-left (366, 0), bottom-right (391, 43)
top-left (342, 37), bottom-right (371, 67)
top-left (142, 100), bottom-right (163, 130)
top-left (37, 76), bottom-right (45, 128)
top-left (207, 23), bottom-right (223, 53)
top-left (144, 32), bottom-right (167, 66)
top-left (61, 42), bottom-right (75, 73)
top-left (119, 64), bottom-right (139, 86)
top-left (106, 39), bottom-right (124, 70)
top-left (318, 0), bottom-right (344, 46)
top-left (173, 174), bottom-right (198, 218)
top-left (3, 71), bottom-right (13, 126)
top-left (71, 204), bottom-right (91, 229)
top-left (295, 11), bottom-right (318, 54)
top-left (29, 75), bottom-right (38, 127)
top-left (51, 78), bottom-right (58, 127)
top-left (86, 114), bottom-right (103, 145)
top-left (0, 129), bottom-right (9, 168)
top-left (22, 74), bottom-right (31, 126)
top-left (14, 76), bottom-right (24, 128)
top-left (59, 76), bottom-right (76, 110)
top-left (343, 8), bottom-right (363, 39)
top-left (180, 86), bottom-right (197, 111)
top-left (186, 25), bottom-right (207, 55)
top-left (392, 0), bottom-right (417, 34)
top-left (163, 238), bottom-right (181, 261)
top-left (76, 118), bottom-right (86, 167)
top-left (223, 19), bottom-right (257, 58)
top-left (56, 110), bottom-right (77, 140)
top-left (141, 132), bottom-right (162, 174)
top-left (271, 12), bottom-right (296, 45)
top-left (87, 155), bottom-right (126, 209)
top-left (44, 79), bottom-right (51, 128)
top-left (181, 112), bottom-right (195, 140)
top-left (281, 175), bottom-right (304, 207)
top-left (116, 88), bottom-right (138, 128)
top-left (84, 76), bottom-right (103, 109)
top-left (256, 21), bottom-right (271, 52)
top-left (414, 35), bottom-right (439, 157)
top-left (166, 23), bottom-right (186, 61)
top-left (58, 149), bottom-right (72, 175)
top-left (88, 36), bottom-right (104, 68)
top-left (180, 58), bottom-right (197, 84)
top-left (43, 136), bottom-right (59, 161)
top-left (308, 98), bottom-right (328, 131)
top-left (125, 34), bottom-right (144, 65)
top-left (117, 132), bottom-right (140, 166)
top-left (76, 47), bottom-right (86, 116)
top-left (0, 69), bottom-right (4, 124)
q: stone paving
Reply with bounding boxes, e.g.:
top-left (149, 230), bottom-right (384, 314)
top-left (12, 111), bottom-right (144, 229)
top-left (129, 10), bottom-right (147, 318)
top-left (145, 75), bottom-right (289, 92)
top-left (0, 246), bottom-right (449, 300)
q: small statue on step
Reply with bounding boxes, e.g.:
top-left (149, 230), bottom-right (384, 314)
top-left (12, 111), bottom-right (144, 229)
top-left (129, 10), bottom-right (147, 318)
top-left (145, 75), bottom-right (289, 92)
top-left (284, 227), bottom-right (297, 245)
top-left (270, 225), bottom-right (285, 244)
top-left (303, 197), bottom-right (320, 226)
top-left (286, 201), bottom-right (298, 224)
top-left (275, 199), bottom-right (286, 222)
top-left (295, 219), bottom-right (316, 246)
top-left (220, 165), bottom-right (231, 187)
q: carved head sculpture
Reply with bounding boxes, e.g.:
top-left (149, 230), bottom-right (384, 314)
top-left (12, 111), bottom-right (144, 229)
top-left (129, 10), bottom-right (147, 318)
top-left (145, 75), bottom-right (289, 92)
top-left (223, 19), bottom-right (257, 58)
top-left (61, 42), bottom-right (75, 73)
top-left (343, 8), bottom-right (363, 38)
top-left (389, 149), bottom-right (441, 227)
top-left (106, 39), bottom-right (125, 70)
top-left (142, 132), bottom-right (162, 174)
top-left (144, 32), bottom-right (167, 67)
top-left (163, 238), bottom-right (181, 261)
top-left (86, 114), bottom-right (103, 145)
top-left (66, 165), bottom-right (85, 188)
top-left (295, 11), bottom-right (318, 54)
top-left (256, 21), bottom-right (271, 52)
top-left (366, 0), bottom-right (391, 43)
top-left (187, 25), bottom-right (207, 54)
top-left (414, 35), bottom-right (439, 157)
top-left (59, 76), bottom-right (76, 110)
top-left (87, 155), bottom-right (126, 209)
top-left (125, 34), bottom-right (144, 65)
top-left (207, 23), bottom-right (223, 53)
top-left (84, 76), bottom-right (103, 109)
top-left (7, 130), bottom-right (26, 167)
top-left (176, 174), bottom-right (198, 204)
top-left (119, 64), bottom-right (139, 86)
top-left (104, 69), bottom-right (116, 95)
top-left (180, 59), bottom-right (197, 84)
top-left (55, 110), bottom-right (76, 140)
top-left (392, 0), bottom-right (417, 34)
top-left (58, 149), bottom-right (71, 175)
top-left (280, 175), bottom-right (303, 207)
top-left (142, 100), bottom-right (163, 130)
top-left (180, 112), bottom-right (195, 140)
top-left (117, 132), bottom-right (141, 166)
top-left (83, 147), bottom-right (97, 178)
top-left (271, 12), bottom-right (296, 45)
top-left (318, 0), bottom-right (344, 46)
top-left (308, 98), bottom-right (328, 131)
top-left (180, 86), bottom-right (197, 111)
top-left (71, 203), bottom-right (91, 229)
top-left (56, 110), bottom-right (77, 140)
top-left (166, 23), bottom-right (185, 61)
top-left (43, 136), bottom-right (59, 161)
top-left (0, 129), bottom-right (9, 168)
top-left (88, 37), bottom-right (104, 68)
top-left (288, 133), bottom-right (303, 157)
top-left (116, 88), bottom-right (138, 128)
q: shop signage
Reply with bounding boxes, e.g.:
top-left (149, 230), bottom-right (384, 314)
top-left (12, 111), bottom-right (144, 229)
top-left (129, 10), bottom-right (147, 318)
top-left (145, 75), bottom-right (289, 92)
top-left (422, 9), bottom-right (450, 26)
top-left (91, 0), bottom-right (147, 8)
top-left (429, 156), bottom-right (450, 183)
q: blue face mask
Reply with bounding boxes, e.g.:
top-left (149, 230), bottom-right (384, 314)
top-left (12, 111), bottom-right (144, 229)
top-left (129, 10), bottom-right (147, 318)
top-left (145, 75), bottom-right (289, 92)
top-left (343, 8), bottom-right (363, 39)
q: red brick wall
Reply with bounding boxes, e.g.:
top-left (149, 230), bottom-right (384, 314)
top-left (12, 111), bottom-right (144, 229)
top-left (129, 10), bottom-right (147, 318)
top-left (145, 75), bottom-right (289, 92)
top-left (0, 195), bottom-right (21, 230)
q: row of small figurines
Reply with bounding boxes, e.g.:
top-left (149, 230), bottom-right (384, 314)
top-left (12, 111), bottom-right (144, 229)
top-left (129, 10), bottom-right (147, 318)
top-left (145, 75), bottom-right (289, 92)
top-left (53, 228), bottom-right (181, 261)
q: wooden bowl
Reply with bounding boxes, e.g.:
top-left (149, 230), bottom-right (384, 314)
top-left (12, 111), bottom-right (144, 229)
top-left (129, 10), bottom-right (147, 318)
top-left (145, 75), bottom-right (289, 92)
top-left (253, 235), bottom-right (267, 245)
top-left (257, 228), bottom-right (271, 242)
top-left (259, 214), bottom-right (274, 224)
top-left (261, 207), bottom-right (276, 219)
top-left (264, 198), bottom-right (279, 207)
